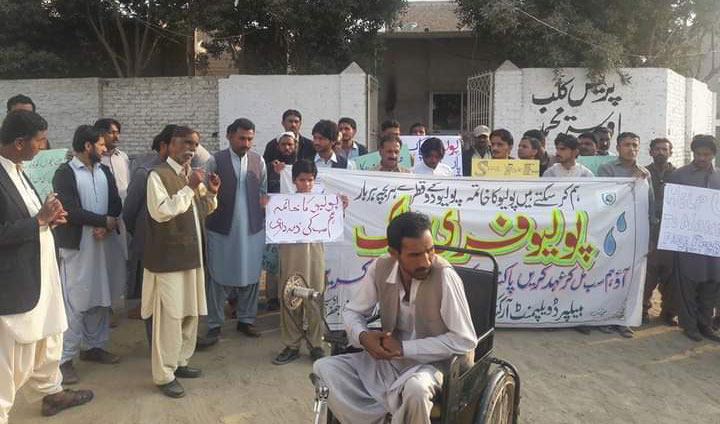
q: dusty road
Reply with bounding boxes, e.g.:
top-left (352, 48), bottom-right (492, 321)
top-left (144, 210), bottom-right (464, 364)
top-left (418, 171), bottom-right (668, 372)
top-left (10, 308), bottom-right (720, 424)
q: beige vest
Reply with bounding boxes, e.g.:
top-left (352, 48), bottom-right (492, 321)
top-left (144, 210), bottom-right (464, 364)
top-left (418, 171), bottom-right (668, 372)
top-left (373, 254), bottom-right (474, 366)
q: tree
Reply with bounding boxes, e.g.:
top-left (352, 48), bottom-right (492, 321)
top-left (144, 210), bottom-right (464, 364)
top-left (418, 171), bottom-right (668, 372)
top-left (0, 1), bottom-right (107, 78)
top-left (196, 0), bottom-right (406, 75)
top-left (455, 0), bottom-right (720, 82)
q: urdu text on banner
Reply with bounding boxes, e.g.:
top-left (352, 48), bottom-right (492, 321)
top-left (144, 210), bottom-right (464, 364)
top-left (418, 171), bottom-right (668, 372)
top-left (286, 170), bottom-right (649, 329)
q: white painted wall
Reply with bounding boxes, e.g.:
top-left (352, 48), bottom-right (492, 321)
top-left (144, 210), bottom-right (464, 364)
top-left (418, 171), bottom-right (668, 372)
top-left (218, 64), bottom-right (368, 155)
top-left (493, 64), bottom-right (716, 166)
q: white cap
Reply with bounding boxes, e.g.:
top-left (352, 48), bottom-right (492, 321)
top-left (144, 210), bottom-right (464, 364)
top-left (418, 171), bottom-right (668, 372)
top-left (473, 125), bottom-right (491, 137)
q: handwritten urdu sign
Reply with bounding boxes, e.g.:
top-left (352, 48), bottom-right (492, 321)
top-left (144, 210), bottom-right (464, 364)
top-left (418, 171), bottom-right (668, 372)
top-left (658, 183), bottom-right (720, 257)
top-left (471, 158), bottom-right (540, 178)
top-left (265, 194), bottom-right (344, 244)
top-left (23, 148), bottom-right (68, 201)
top-left (307, 169), bottom-right (648, 329)
top-left (402, 135), bottom-right (463, 176)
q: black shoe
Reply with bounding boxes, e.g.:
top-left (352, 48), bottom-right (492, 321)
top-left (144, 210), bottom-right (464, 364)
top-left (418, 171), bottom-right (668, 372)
top-left (683, 329), bottom-right (703, 342)
top-left (174, 366), bottom-right (202, 378)
top-left (158, 379), bottom-right (185, 398)
top-left (309, 347), bottom-right (325, 362)
top-left (79, 348), bottom-right (120, 364)
top-left (41, 389), bottom-right (94, 416)
top-left (660, 312), bottom-right (677, 327)
top-left (272, 347), bottom-right (300, 365)
top-left (196, 328), bottom-right (220, 350)
top-left (574, 326), bottom-right (591, 335)
top-left (237, 322), bottom-right (261, 337)
top-left (266, 298), bottom-right (280, 311)
top-left (60, 361), bottom-right (79, 385)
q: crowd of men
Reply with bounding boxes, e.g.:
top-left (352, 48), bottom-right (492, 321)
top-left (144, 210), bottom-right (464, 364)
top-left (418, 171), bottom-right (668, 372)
top-left (1, 92), bottom-right (719, 424)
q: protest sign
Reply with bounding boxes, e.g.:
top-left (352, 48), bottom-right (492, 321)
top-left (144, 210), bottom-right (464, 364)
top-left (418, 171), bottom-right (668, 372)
top-left (471, 158), bottom-right (540, 178)
top-left (305, 170), bottom-right (647, 329)
top-left (577, 155), bottom-right (616, 175)
top-left (23, 148), bottom-right (68, 201)
top-left (352, 144), bottom-right (413, 170)
top-left (402, 135), bottom-right (463, 176)
top-left (265, 193), bottom-right (344, 244)
top-left (658, 183), bottom-right (720, 257)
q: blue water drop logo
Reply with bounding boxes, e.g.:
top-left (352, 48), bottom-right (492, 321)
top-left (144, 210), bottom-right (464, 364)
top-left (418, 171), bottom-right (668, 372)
top-left (616, 212), bottom-right (627, 233)
top-left (604, 228), bottom-right (617, 256)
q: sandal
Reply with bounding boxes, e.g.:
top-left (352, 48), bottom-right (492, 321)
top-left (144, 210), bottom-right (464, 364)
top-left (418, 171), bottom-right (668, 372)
top-left (42, 389), bottom-right (94, 416)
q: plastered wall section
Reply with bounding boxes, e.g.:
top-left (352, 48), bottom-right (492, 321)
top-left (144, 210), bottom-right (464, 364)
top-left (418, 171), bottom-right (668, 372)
top-left (493, 66), bottom-right (715, 166)
top-left (218, 68), bottom-right (367, 155)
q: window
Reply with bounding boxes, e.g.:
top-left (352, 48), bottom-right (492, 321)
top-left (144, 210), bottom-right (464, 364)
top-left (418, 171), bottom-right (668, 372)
top-left (430, 92), bottom-right (465, 134)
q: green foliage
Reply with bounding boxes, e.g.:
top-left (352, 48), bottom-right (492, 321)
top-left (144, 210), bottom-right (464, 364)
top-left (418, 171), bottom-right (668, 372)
top-left (456, 0), bottom-right (720, 82)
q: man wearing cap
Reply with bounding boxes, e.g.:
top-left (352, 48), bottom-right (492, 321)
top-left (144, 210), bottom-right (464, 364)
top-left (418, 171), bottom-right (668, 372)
top-left (462, 125), bottom-right (492, 176)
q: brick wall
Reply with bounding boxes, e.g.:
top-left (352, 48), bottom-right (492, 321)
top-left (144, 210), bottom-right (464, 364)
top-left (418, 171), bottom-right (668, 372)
top-left (0, 78), bottom-right (101, 150)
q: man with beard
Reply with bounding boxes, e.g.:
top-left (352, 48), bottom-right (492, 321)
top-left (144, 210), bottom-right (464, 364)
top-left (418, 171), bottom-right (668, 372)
top-left (52, 125), bottom-right (124, 384)
top-left (643, 138), bottom-right (676, 325)
top-left (462, 125), bottom-right (492, 176)
top-left (668, 135), bottom-right (720, 342)
top-left (593, 127), bottom-right (613, 156)
top-left (578, 132), bottom-right (599, 156)
top-left (372, 135), bottom-right (410, 173)
top-left (313, 212), bottom-right (477, 423)
top-left (264, 109), bottom-right (315, 162)
top-left (204, 119), bottom-right (267, 343)
top-left (142, 126), bottom-right (219, 397)
top-left (336, 117), bottom-right (367, 161)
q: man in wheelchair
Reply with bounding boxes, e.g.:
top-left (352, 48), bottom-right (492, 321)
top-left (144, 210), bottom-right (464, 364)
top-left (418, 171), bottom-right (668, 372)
top-left (313, 212), bottom-right (477, 424)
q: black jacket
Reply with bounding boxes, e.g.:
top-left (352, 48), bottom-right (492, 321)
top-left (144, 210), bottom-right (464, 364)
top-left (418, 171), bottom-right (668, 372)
top-left (0, 164), bottom-right (43, 315)
top-left (52, 161), bottom-right (122, 250)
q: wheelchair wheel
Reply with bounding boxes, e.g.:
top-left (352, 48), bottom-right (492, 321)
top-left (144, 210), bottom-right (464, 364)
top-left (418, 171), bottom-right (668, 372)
top-left (474, 367), bottom-right (517, 424)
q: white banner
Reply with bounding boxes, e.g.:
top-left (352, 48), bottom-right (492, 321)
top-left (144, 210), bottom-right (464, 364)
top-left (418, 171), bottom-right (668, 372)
top-left (401, 135), bottom-right (463, 176)
top-left (658, 183), bottom-right (720, 257)
top-left (286, 170), bottom-right (648, 329)
top-left (265, 194), bottom-right (344, 244)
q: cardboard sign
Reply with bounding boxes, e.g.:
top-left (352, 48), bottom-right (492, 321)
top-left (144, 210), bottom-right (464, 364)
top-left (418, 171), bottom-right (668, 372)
top-left (265, 193), bottom-right (344, 244)
top-left (23, 149), bottom-right (68, 201)
top-left (658, 183), bottom-right (720, 257)
top-left (471, 158), bottom-right (540, 178)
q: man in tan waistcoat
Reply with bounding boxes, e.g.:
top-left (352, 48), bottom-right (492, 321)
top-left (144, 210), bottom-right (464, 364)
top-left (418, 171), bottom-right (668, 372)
top-left (142, 126), bottom-right (219, 398)
top-left (313, 212), bottom-right (477, 424)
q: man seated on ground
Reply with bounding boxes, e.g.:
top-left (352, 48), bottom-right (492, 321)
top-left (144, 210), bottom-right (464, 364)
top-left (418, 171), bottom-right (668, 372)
top-left (372, 135), bottom-right (410, 173)
top-left (314, 212), bottom-right (477, 424)
top-left (413, 137), bottom-right (453, 176)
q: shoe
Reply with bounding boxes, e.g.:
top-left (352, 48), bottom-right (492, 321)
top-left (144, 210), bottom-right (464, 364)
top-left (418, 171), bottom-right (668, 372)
top-left (596, 326), bottom-right (614, 334)
top-left (266, 298), bottom-right (280, 311)
top-left (683, 329), bottom-right (703, 342)
top-left (574, 326), bottom-right (591, 335)
top-left (158, 379), bottom-right (185, 398)
top-left (79, 348), bottom-right (120, 364)
top-left (174, 366), bottom-right (202, 378)
top-left (196, 335), bottom-right (218, 350)
top-left (237, 322), bottom-right (260, 337)
top-left (60, 361), bottom-right (79, 385)
top-left (41, 389), bottom-right (94, 416)
top-left (272, 347), bottom-right (300, 365)
top-left (699, 326), bottom-right (720, 343)
top-left (660, 312), bottom-right (677, 327)
top-left (616, 326), bottom-right (635, 338)
top-left (309, 347), bottom-right (325, 362)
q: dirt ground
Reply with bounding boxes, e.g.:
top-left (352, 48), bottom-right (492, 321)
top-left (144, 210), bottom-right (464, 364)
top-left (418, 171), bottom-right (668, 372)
top-left (10, 305), bottom-right (720, 424)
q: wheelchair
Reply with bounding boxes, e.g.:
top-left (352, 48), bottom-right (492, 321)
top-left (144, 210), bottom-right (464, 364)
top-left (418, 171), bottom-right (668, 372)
top-left (308, 247), bottom-right (521, 424)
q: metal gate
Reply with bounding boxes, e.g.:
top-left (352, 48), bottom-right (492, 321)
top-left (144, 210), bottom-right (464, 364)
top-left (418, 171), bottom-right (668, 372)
top-left (466, 71), bottom-right (494, 132)
top-left (366, 74), bottom-right (379, 151)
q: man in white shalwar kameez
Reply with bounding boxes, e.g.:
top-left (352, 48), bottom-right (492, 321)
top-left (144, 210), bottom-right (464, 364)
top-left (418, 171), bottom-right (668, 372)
top-left (0, 110), bottom-right (93, 422)
top-left (314, 212), bottom-right (477, 424)
top-left (142, 126), bottom-right (218, 398)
